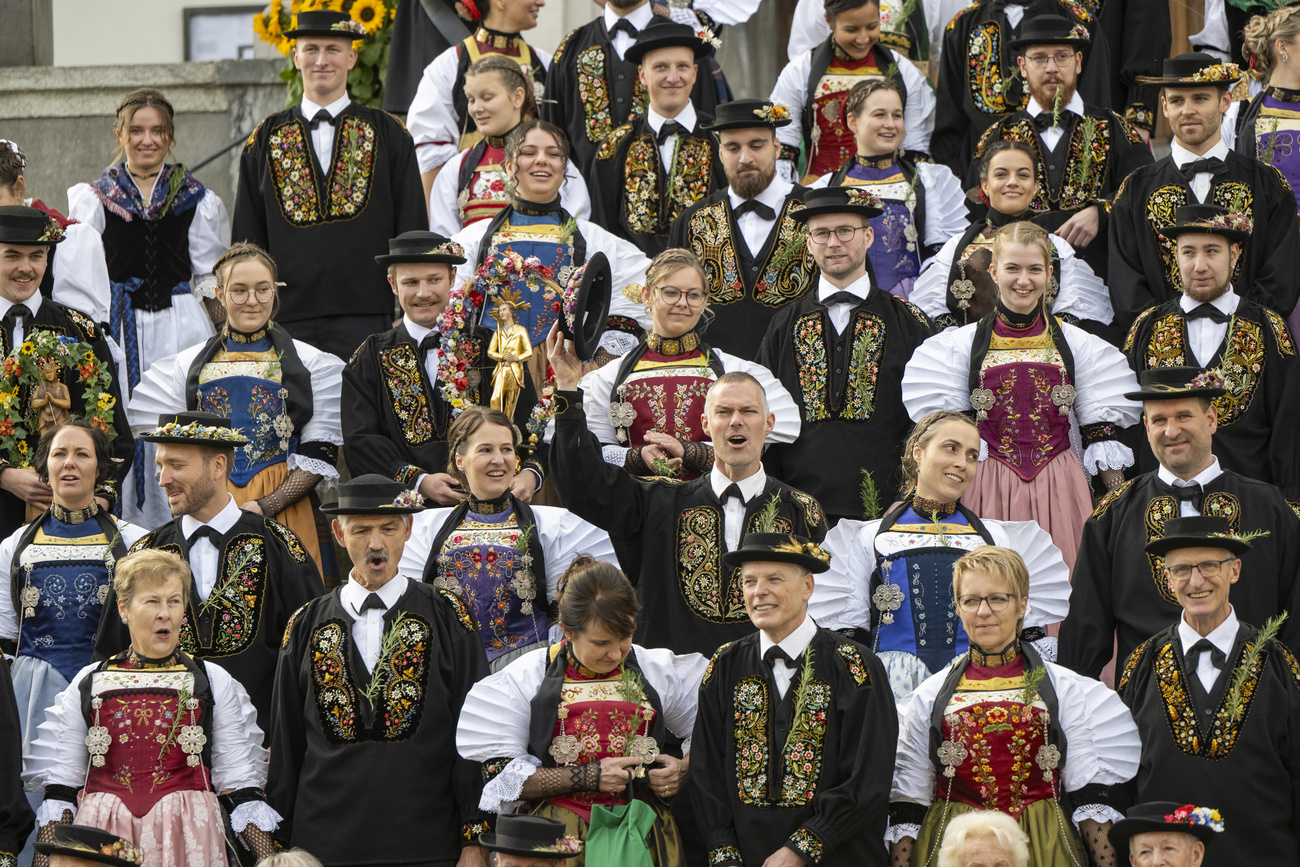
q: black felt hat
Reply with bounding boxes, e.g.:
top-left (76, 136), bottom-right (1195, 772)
top-left (33, 824), bottom-right (143, 866)
top-left (559, 251), bottom-right (613, 362)
top-left (375, 230), bottom-right (468, 266)
top-left (792, 186), bottom-right (884, 221)
top-left (1157, 204), bottom-right (1251, 244)
top-left (283, 9), bottom-right (367, 39)
top-left (320, 473), bottom-right (425, 515)
top-left (721, 532), bottom-right (832, 574)
top-left (138, 411), bottom-right (249, 446)
top-left (1008, 15), bottom-right (1091, 50)
top-left (1123, 366), bottom-right (1228, 402)
top-left (479, 813), bottom-right (583, 859)
top-left (1144, 515), bottom-right (1253, 557)
top-left (1108, 802), bottom-right (1223, 853)
top-left (700, 98), bottom-right (794, 132)
top-left (0, 205), bottom-right (64, 246)
top-left (625, 21), bottom-right (712, 64)
top-left (1135, 52), bottom-right (1241, 87)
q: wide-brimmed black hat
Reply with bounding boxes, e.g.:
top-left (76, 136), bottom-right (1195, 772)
top-left (560, 251), bottom-right (612, 362)
top-left (1008, 15), bottom-right (1090, 50)
top-left (721, 532), bottom-right (832, 574)
top-left (0, 205), bottom-right (64, 246)
top-left (1158, 204), bottom-right (1251, 244)
top-left (138, 411), bottom-right (249, 446)
top-left (283, 9), bottom-right (366, 39)
top-left (479, 814), bottom-right (583, 859)
top-left (701, 98), bottom-right (794, 132)
top-left (1124, 366), bottom-right (1228, 402)
top-left (375, 230), bottom-right (467, 266)
top-left (320, 473), bottom-right (425, 515)
top-left (792, 186), bottom-right (884, 221)
top-left (625, 21), bottom-right (712, 64)
top-left (1108, 802), bottom-right (1223, 853)
top-left (1136, 52), bottom-right (1241, 87)
top-left (33, 824), bottom-right (143, 866)
top-left (1144, 515), bottom-right (1253, 557)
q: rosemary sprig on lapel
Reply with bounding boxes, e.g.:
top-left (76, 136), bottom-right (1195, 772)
top-left (104, 528), bottom-right (123, 571)
top-left (360, 613), bottom-right (412, 706)
top-left (157, 685), bottom-right (194, 762)
top-left (884, 62), bottom-right (901, 85)
top-left (859, 469), bottom-right (881, 520)
top-left (1226, 611), bottom-right (1287, 723)
top-left (782, 645), bottom-right (817, 754)
top-left (1075, 115), bottom-right (1103, 193)
top-left (768, 224), bottom-right (808, 274)
top-left (197, 543), bottom-right (256, 618)
top-left (650, 456), bottom-right (680, 478)
top-left (753, 494), bottom-right (781, 533)
top-left (697, 348), bottom-right (713, 377)
top-left (1019, 664), bottom-right (1046, 708)
top-left (513, 524), bottom-right (535, 552)
top-left (846, 323), bottom-right (877, 414)
top-left (616, 664), bottom-right (647, 705)
top-left (1260, 116), bottom-right (1281, 165)
top-left (927, 509), bottom-right (951, 546)
top-left (885, 0), bottom-right (919, 34)
top-left (1051, 87), bottom-right (1064, 132)
top-left (559, 216), bottom-right (579, 246)
top-left (903, 165), bottom-right (923, 207)
top-left (158, 165), bottom-right (186, 218)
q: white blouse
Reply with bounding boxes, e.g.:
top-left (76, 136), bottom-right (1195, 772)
top-left (457, 644), bottom-right (708, 812)
top-left (428, 148), bottom-right (592, 237)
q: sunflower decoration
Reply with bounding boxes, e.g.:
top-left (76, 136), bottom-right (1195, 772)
top-left (253, 0), bottom-right (396, 106)
top-left (349, 0), bottom-right (388, 34)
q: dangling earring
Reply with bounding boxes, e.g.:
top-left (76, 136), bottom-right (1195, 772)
top-left (1284, 53), bottom-right (1291, 62)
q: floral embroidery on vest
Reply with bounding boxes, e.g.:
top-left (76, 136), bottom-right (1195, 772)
top-left (1145, 317), bottom-right (1265, 425)
top-left (438, 587), bottom-right (478, 634)
top-left (624, 135), bottom-right (663, 237)
top-left (577, 46), bottom-right (647, 144)
top-left (268, 121), bottom-right (322, 225)
top-left (329, 115), bottom-right (377, 219)
top-left (702, 641), bottom-right (734, 688)
top-left (1091, 479), bottom-right (1132, 518)
top-left (376, 616), bottom-right (432, 740)
top-left (733, 676), bottom-right (770, 804)
top-left (675, 506), bottom-right (747, 623)
top-left (1118, 637), bottom-right (1152, 693)
top-left (1144, 493), bottom-right (1240, 602)
top-left (790, 490), bottom-right (825, 532)
top-left (180, 534), bottom-right (267, 657)
top-left (310, 620), bottom-right (357, 742)
top-left (778, 677), bottom-right (831, 806)
top-left (1264, 308), bottom-right (1296, 356)
top-left (967, 22), bottom-right (1020, 116)
top-left (265, 519), bottom-right (309, 564)
top-left (836, 643), bottom-right (871, 686)
top-left (1155, 638), bottom-right (1261, 758)
top-left (1146, 314), bottom-right (1188, 367)
top-left (1123, 307), bottom-right (1158, 352)
top-left (380, 344), bottom-right (435, 446)
top-left (792, 311), bottom-right (885, 422)
top-left (685, 199), bottom-right (813, 307)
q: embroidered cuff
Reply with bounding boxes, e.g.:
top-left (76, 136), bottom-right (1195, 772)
top-left (553, 390), bottom-right (580, 418)
top-left (1082, 440), bottom-right (1134, 475)
top-left (780, 144), bottom-right (801, 164)
top-left (786, 828), bottom-right (825, 864)
top-left (395, 464), bottom-right (423, 487)
top-left (480, 755), bottom-right (541, 812)
top-left (885, 823), bottom-right (921, 845)
top-left (95, 479), bottom-right (119, 508)
top-left (602, 444), bottom-right (631, 466)
top-left (1125, 105), bottom-right (1155, 130)
top-left (297, 441), bottom-right (340, 466)
top-left (462, 817), bottom-right (493, 847)
top-left (606, 314), bottom-right (640, 335)
top-left (1080, 421), bottom-right (1120, 448)
top-left (230, 800), bottom-right (282, 834)
top-left (708, 845), bottom-right (742, 866)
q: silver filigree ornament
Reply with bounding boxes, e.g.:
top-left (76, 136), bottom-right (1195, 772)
top-left (937, 739), bottom-right (967, 778)
top-left (608, 385), bottom-right (637, 444)
top-left (550, 706), bottom-right (582, 764)
top-left (510, 567), bottom-right (537, 615)
top-left (178, 724), bottom-right (207, 768)
top-left (1035, 743), bottom-right (1060, 782)
top-left (85, 721), bottom-right (111, 768)
top-left (970, 388), bottom-right (996, 422)
top-left (20, 584), bottom-right (39, 619)
top-left (1049, 383), bottom-right (1076, 416)
top-left (872, 582), bottom-right (904, 625)
top-left (273, 388), bottom-right (294, 451)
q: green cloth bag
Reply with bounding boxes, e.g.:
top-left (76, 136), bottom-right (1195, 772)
top-left (585, 799), bottom-right (657, 867)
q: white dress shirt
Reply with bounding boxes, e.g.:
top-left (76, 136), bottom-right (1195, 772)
top-left (0, 290), bottom-right (41, 347)
top-left (1157, 457), bottom-right (1224, 517)
top-left (1180, 287), bottom-right (1238, 367)
top-left (710, 466), bottom-right (768, 552)
top-left (1004, 4), bottom-right (1026, 27)
top-left (1177, 606), bottom-right (1239, 694)
top-left (758, 614), bottom-right (818, 698)
top-left (604, 3), bottom-right (654, 61)
top-left (1170, 138), bottom-right (1231, 204)
top-left (180, 494), bottom-right (244, 601)
top-left (1026, 91), bottom-right (1085, 153)
top-left (340, 574), bottom-right (410, 673)
top-left (816, 272), bottom-right (873, 334)
top-left (301, 93), bottom-right (352, 173)
top-left (647, 103), bottom-right (699, 177)
top-left (729, 178), bottom-right (794, 258)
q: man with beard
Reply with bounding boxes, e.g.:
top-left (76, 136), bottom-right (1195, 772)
top-left (969, 15), bottom-right (1152, 290)
top-left (94, 411), bottom-right (323, 730)
top-left (1108, 53), bottom-right (1300, 332)
top-left (669, 99), bottom-right (817, 361)
top-left (1059, 367), bottom-right (1300, 681)
top-left (1123, 205), bottom-right (1299, 498)
top-left (756, 186), bottom-right (933, 524)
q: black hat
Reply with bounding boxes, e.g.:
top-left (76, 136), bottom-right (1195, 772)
top-left (479, 814), bottom-right (583, 859)
top-left (625, 21), bottom-right (713, 65)
top-left (33, 824), bottom-right (143, 866)
top-left (138, 411), bottom-right (249, 446)
top-left (0, 205), bottom-right (64, 246)
top-left (1008, 15), bottom-right (1091, 50)
top-left (559, 251), bottom-right (613, 362)
top-left (375, 230), bottom-right (468, 266)
top-left (1123, 366), bottom-right (1227, 402)
top-left (283, 9), bottom-right (367, 39)
top-left (1144, 515), bottom-right (1253, 557)
top-left (320, 473), bottom-right (425, 515)
top-left (1136, 52), bottom-right (1242, 87)
top-left (700, 98), bottom-right (794, 132)
top-left (721, 532), bottom-right (832, 574)
top-left (1108, 802), bottom-right (1223, 854)
top-left (1157, 204), bottom-right (1251, 245)
top-left (792, 186), bottom-right (884, 221)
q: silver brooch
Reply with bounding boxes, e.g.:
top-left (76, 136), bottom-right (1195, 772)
top-left (1049, 383), bottom-right (1076, 415)
top-left (1035, 743), bottom-right (1060, 782)
top-left (85, 725), bottom-right (111, 768)
top-left (178, 725), bottom-right (207, 768)
top-left (970, 388), bottom-right (995, 422)
top-left (937, 739), bottom-right (967, 778)
top-left (872, 582), bottom-right (904, 625)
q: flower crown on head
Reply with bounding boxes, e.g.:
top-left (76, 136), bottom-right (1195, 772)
top-left (330, 19), bottom-right (367, 36)
top-left (1189, 62), bottom-right (1241, 83)
top-left (772, 536), bottom-right (832, 564)
top-left (696, 27), bottom-right (721, 50)
top-left (1188, 369), bottom-right (1227, 390)
top-left (1163, 804), bottom-right (1225, 833)
top-left (1068, 24), bottom-right (1090, 41)
top-left (754, 103), bottom-right (792, 123)
top-left (427, 240), bottom-right (466, 258)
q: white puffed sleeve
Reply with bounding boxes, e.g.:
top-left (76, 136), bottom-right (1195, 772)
top-left (1220, 99), bottom-right (1239, 151)
top-left (691, 0), bottom-right (761, 26)
top-left (457, 647), bottom-right (548, 810)
top-left (188, 190), bottom-right (231, 299)
top-left (451, 222), bottom-right (490, 288)
top-left (908, 234), bottom-right (962, 319)
top-left (576, 353), bottom-right (626, 448)
top-left (896, 52), bottom-right (935, 155)
top-left (50, 221), bottom-right (111, 324)
top-left (806, 173), bottom-right (831, 189)
top-left (917, 163), bottom-right (968, 252)
top-left (288, 339), bottom-right (346, 486)
top-left (889, 665), bottom-right (946, 815)
top-left (787, 0), bottom-right (831, 61)
top-left (0, 525), bottom-right (22, 643)
top-left (809, 518), bottom-right (878, 632)
top-left (1049, 234), bottom-right (1112, 325)
top-left (534, 505), bottom-right (620, 600)
top-left (1062, 323), bottom-right (1142, 473)
top-left (986, 519), bottom-right (1069, 627)
top-left (203, 662), bottom-right (280, 833)
top-left (428, 150), bottom-right (469, 237)
top-left (771, 53), bottom-right (811, 153)
top-left (66, 183), bottom-right (106, 234)
top-left (714, 350), bottom-right (801, 443)
top-left (23, 662), bottom-right (97, 819)
top-left (900, 322), bottom-right (977, 420)
top-left (125, 345), bottom-right (199, 435)
top-left (560, 161), bottom-right (592, 223)
top-left (632, 645), bottom-right (708, 751)
top-left (398, 507), bottom-right (454, 579)
top-left (578, 219), bottom-right (654, 354)
top-left (407, 48), bottom-right (465, 174)
top-left (1050, 662), bottom-right (1140, 806)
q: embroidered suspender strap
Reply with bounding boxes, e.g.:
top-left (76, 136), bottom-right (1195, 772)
top-left (965, 312), bottom-right (1077, 396)
top-left (184, 324), bottom-right (315, 437)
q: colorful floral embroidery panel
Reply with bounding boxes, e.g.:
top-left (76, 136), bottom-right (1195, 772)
top-left (788, 829), bottom-right (825, 864)
top-left (266, 115), bottom-right (376, 226)
top-left (576, 46), bottom-right (647, 144)
top-left (709, 845), bottom-right (742, 866)
top-left (777, 679), bottom-right (830, 806)
top-left (733, 676), bottom-right (771, 805)
top-left (676, 506), bottom-right (747, 623)
top-left (310, 620), bottom-right (358, 743)
top-left (685, 199), bottom-right (813, 307)
top-left (1154, 638), bottom-right (1260, 758)
top-left (792, 311), bottom-right (885, 422)
top-left (967, 22), bottom-right (1021, 116)
top-left (178, 534), bottom-right (267, 657)
top-left (836, 643), bottom-right (872, 686)
top-left (329, 115), bottom-right (377, 219)
top-left (268, 121), bottom-right (322, 225)
top-left (380, 344), bottom-right (435, 446)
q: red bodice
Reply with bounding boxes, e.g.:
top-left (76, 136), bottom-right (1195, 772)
top-left (621, 349), bottom-right (714, 480)
top-left (808, 55), bottom-right (883, 177)
top-left (462, 143), bottom-right (511, 227)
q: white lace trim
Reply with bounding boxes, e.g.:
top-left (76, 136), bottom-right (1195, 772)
top-left (978, 439), bottom-right (989, 462)
top-left (35, 800), bottom-right (75, 827)
top-left (599, 330), bottom-right (640, 357)
top-left (230, 800), bottom-right (282, 834)
top-left (286, 453), bottom-right (339, 481)
top-left (1072, 804), bottom-right (1124, 828)
top-left (192, 274), bottom-right (218, 299)
top-left (1082, 440), bottom-right (1134, 475)
top-left (885, 823), bottom-right (921, 845)
top-left (479, 755), bottom-right (541, 812)
top-left (602, 444), bottom-right (630, 466)
top-left (1030, 636), bottom-right (1058, 663)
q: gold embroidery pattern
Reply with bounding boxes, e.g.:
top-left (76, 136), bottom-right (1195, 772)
top-left (283, 601), bottom-right (311, 649)
top-left (733, 676), bottom-right (770, 805)
top-left (1124, 307), bottom-right (1159, 352)
top-left (268, 120), bottom-right (322, 225)
top-left (702, 641), bottom-right (735, 688)
top-left (1117, 637), bottom-right (1152, 694)
top-left (1059, 115), bottom-right (1111, 210)
top-left (1264, 308), bottom-right (1296, 356)
top-left (311, 620), bottom-right (357, 742)
top-left (967, 22), bottom-right (1019, 116)
top-left (1280, 645), bottom-right (1300, 686)
top-left (1091, 479), bottom-right (1132, 518)
top-left (619, 134), bottom-right (715, 237)
top-left (1155, 639), bottom-right (1261, 758)
top-left (265, 519), bottom-right (309, 564)
top-left (379, 344), bottom-right (434, 446)
top-left (624, 135), bottom-right (662, 237)
top-left (437, 587), bottom-right (477, 634)
top-left (328, 116), bottom-right (377, 219)
top-left (1145, 184), bottom-right (1186, 291)
top-left (597, 123), bottom-right (634, 162)
top-left (1145, 314), bottom-right (1187, 368)
top-left (778, 678), bottom-right (831, 806)
top-left (792, 311), bottom-right (885, 422)
top-left (790, 490), bottom-right (826, 532)
top-left (577, 47), bottom-right (647, 145)
top-left (179, 534), bottom-right (267, 657)
top-left (676, 506), bottom-right (746, 623)
top-left (377, 616), bottom-right (431, 741)
top-left (1215, 319), bottom-right (1266, 425)
top-left (836, 643), bottom-right (871, 686)
top-left (685, 199), bottom-right (814, 308)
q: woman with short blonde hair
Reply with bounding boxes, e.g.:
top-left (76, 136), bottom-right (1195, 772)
top-left (936, 810), bottom-right (1031, 867)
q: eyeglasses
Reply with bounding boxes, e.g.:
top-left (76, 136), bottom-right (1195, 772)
top-left (956, 593), bottom-right (1015, 613)
top-left (658, 288), bottom-right (708, 306)
top-left (1165, 557), bottom-right (1236, 582)
top-left (1024, 51), bottom-right (1077, 68)
top-left (808, 225), bottom-right (869, 245)
top-left (225, 286), bottom-right (276, 304)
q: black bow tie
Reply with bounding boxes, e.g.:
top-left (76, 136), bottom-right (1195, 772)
top-left (2, 303), bottom-right (32, 333)
top-left (821, 291), bottom-right (860, 307)
top-left (308, 109), bottom-right (334, 131)
top-left (764, 645), bottom-right (794, 669)
top-left (417, 332), bottom-right (439, 361)
top-left (1186, 303), bottom-right (1229, 324)
top-left (188, 525), bottom-right (223, 548)
top-left (1031, 112), bottom-right (1066, 133)
top-left (1180, 157), bottom-right (1225, 181)
top-left (359, 592), bottom-right (387, 614)
top-left (1186, 637), bottom-right (1227, 673)
top-left (610, 18), bottom-right (638, 37)
top-left (734, 199), bottom-right (776, 221)
top-left (1171, 482), bottom-right (1204, 512)
top-left (656, 120), bottom-right (687, 144)
top-left (720, 482), bottom-right (746, 504)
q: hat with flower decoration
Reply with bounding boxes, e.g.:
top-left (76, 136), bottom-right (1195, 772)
top-left (625, 20), bottom-right (713, 64)
top-left (320, 473), bottom-right (426, 514)
top-left (1008, 15), bottom-right (1091, 51)
top-left (0, 205), bottom-right (64, 246)
top-left (701, 98), bottom-right (794, 132)
top-left (1123, 366), bottom-right (1228, 402)
top-left (1108, 802), bottom-right (1223, 853)
top-left (283, 8), bottom-right (367, 39)
top-left (792, 185), bottom-right (884, 221)
top-left (479, 814), bottom-right (583, 859)
top-left (722, 532), bottom-right (832, 574)
top-left (138, 411), bottom-right (249, 446)
top-left (1158, 204), bottom-right (1251, 245)
top-left (375, 230), bottom-right (468, 266)
top-left (1144, 515), bottom-right (1255, 557)
top-left (34, 824), bottom-right (144, 866)
top-left (1135, 52), bottom-right (1242, 87)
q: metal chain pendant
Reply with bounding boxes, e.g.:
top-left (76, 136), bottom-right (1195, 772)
top-left (178, 723), bottom-right (207, 768)
top-left (872, 582), bottom-right (904, 625)
top-left (1049, 383), bottom-right (1076, 416)
top-left (1035, 743), bottom-right (1061, 782)
top-left (970, 388), bottom-right (996, 421)
top-left (608, 385), bottom-right (636, 444)
top-left (510, 568), bottom-right (537, 616)
top-left (937, 740), bottom-right (967, 778)
top-left (85, 697), bottom-right (111, 769)
top-left (19, 584), bottom-right (39, 620)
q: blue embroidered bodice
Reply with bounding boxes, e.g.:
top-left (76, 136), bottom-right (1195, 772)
top-left (196, 335), bottom-right (297, 486)
top-left (843, 161), bottom-right (921, 294)
top-left (484, 212), bottom-right (572, 345)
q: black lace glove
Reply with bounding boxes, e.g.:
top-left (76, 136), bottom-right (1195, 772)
top-left (255, 467), bottom-right (322, 518)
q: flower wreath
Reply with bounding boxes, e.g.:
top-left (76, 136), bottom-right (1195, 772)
top-left (754, 102), bottom-right (792, 124)
top-left (1188, 368), bottom-right (1227, 390)
top-left (696, 27), bottom-right (721, 50)
top-left (1189, 63), bottom-right (1242, 83)
top-left (1067, 24), bottom-right (1090, 41)
top-left (1195, 212), bottom-right (1253, 235)
top-left (0, 331), bottom-right (116, 468)
top-left (330, 19), bottom-right (367, 36)
top-left (536, 835), bottom-right (584, 855)
top-left (772, 535), bottom-right (833, 564)
top-left (1163, 804), bottom-right (1225, 833)
top-left (844, 188), bottom-right (884, 208)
